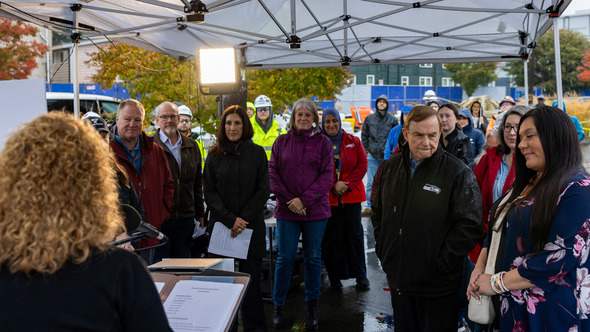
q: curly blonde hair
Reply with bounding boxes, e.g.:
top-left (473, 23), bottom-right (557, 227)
top-left (0, 112), bottom-right (123, 275)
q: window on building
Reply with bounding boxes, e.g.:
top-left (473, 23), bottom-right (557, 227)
top-left (401, 76), bottom-right (409, 86)
top-left (349, 75), bottom-right (356, 85)
top-left (366, 75), bottom-right (375, 85)
top-left (419, 63), bottom-right (433, 68)
top-left (442, 77), bottom-right (454, 87)
top-left (419, 76), bottom-right (432, 86)
top-left (441, 63), bottom-right (447, 69)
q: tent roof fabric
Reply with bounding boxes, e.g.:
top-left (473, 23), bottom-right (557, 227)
top-left (0, 0), bottom-right (571, 69)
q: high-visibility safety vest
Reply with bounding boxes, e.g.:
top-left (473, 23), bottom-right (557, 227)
top-left (189, 132), bottom-right (207, 170)
top-left (251, 117), bottom-right (286, 160)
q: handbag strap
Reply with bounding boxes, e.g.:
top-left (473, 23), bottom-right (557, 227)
top-left (484, 190), bottom-right (512, 275)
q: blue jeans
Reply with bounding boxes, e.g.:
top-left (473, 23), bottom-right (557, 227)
top-left (273, 219), bottom-right (327, 306)
top-left (366, 155), bottom-right (383, 210)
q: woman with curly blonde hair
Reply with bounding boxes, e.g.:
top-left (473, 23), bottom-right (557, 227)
top-left (0, 112), bottom-right (171, 331)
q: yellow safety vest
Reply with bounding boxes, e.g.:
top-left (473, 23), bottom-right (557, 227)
top-left (251, 117), bottom-right (286, 160)
top-left (189, 133), bottom-right (207, 170)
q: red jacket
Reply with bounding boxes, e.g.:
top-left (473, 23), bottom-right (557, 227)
top-left (329, 132), bottom-right (367, 206)
top-left (110, 132), bottom-right (175, 247)
top-left (470, 147), bottom-right (515, 261)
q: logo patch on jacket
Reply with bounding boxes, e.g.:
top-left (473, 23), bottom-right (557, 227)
top-left (345, 143), bottom-right (355, 148)
top-left (423, 184), bottom-right (441, 194)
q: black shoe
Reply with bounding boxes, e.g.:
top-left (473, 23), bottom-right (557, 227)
top-left (329, 279), bottom-right (343, 289)
top-left (356, 277), bottom-right (370, 289)
top-left (306, 300), bottom-right (319, 330)
top-left (273, 306), bottom-right (286, 329)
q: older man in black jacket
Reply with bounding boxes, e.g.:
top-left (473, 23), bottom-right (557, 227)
top-left (371, 105), bottom-right (483, 332)
top-left (153, 101), bottom-right (205, 261)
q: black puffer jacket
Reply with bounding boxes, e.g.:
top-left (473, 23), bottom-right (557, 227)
top-left (440, 128), bottom-right (473, 165)
top-left (203, 139), bottom-right (270, 259)
top-left (371, 144), bottom-right (483, 297)
top-left (361, 96), bottom-right (398, 159)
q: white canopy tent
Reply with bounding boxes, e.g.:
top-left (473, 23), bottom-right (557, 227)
top-left (0, 0), bottom-right (572, 113)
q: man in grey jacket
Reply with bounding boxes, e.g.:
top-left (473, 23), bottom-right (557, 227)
top-left (361, 95), bottom-right (397, 215)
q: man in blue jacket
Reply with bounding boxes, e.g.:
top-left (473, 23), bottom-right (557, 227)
top-left (457, 108), bottom-right (485, 158)
top-left (361, 95), bottom-right (397, 215)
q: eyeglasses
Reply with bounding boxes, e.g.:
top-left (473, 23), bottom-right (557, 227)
top-left (257, 107), bottom-right (271, 113)
top-left (501, 103), bottom-right (513, 107)
top-left (179, 119), bottom-right (191, 123)
top-left (158, 114), bottom-right (178, 121)
top-left (503, 124), bottom-right (519, 133)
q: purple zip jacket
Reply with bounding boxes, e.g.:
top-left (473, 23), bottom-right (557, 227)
top-left (269, 127), bottom-right (333, 221)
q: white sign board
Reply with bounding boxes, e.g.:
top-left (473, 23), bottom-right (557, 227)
top-left (0, 79), bottom-right (47, 150)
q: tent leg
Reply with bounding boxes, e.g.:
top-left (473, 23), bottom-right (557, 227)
top-left (553, 16), bottom-right (563, 108)
top-left (524, 60), bottom-right (529, 106)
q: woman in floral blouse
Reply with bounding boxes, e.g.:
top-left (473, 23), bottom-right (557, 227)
top-left (467, 105), bottom-right (590, 331)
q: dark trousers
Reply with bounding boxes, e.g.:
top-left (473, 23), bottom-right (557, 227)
top-left (322, 203), bottom-right (367, 280)
top-left (153, 217), bottom-right (194, 262)
top-left (387, 275), bottom-right (458, 332)
top-left (233, 258), bottom-right (267, 332)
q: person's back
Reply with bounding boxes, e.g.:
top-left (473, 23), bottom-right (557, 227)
top-left (0, 112), bottom-right (171, 331)
top-left (0, 249), bottom-right (168, 331)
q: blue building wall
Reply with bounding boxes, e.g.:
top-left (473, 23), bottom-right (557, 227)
top-left (370, 86), bottom-right (463, 111)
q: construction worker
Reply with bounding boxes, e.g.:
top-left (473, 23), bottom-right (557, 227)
top-left (247, 102), bottom-right (256, 118)
top-left (251, 95), bottom-right (286, 160)
top-left (175, 102), bottom-right (207, 169)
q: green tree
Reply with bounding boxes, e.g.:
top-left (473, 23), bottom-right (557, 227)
top-left (444, 62), bottom-right (498, 97)
top-left (505, 28), bottom-right (590, 95)
top-left (87, 43), bottom-right (219, 131)
top-left (246, 67), bottom-right (351, 110)
top-left (0, 18), bottom-right (50, 80)
top-left (89, 44), bottom-right (351, 131)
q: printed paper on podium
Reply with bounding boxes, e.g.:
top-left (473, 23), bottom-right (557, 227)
top-left (152, 272), bottom-right (250, 332)
top-left (208, 222), bottom-right (252, 259)
top-left (163, 280), bottom-right (243, 332)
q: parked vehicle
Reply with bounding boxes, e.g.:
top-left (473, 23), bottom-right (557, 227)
top-left (46, 92), bottom-right (120, 123)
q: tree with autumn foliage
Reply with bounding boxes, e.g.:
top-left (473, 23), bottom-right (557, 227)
top-left (505, 28), bottom-right (590, 95)
top-left (578, 50), bottom-right (590, 82)
top-left (246, 67), bottom-right (351, 110)
top-left (0, 18), bottom-right (49, 80)
top-left (88, 43), bottom-right (219, 131)
top-left (89, 43), bottom-right (352, 131)
top-left (444, 62), bottom-right (498, 97)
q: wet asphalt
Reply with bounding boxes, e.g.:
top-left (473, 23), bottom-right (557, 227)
top-left (259, 217), bottom-right (392, 332)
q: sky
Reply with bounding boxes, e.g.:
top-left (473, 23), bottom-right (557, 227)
top-left (563, 0), bottom-right (590, 16)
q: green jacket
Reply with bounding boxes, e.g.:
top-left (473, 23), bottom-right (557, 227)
top-left (251, 116), bottom-right (285, 160)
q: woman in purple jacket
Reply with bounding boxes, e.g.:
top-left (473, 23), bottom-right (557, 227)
top-left (269, 98), bottom-right (334, 330)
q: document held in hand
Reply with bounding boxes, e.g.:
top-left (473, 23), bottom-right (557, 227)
top-left (208, 221), bottom-right (252, 259)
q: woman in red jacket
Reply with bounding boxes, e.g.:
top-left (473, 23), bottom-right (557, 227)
top-left (472, 106), bottom-right (529, 262)
top-left (321, 108), bottom-right (370, 289)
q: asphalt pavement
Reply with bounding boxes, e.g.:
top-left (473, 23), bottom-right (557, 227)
top-left (260, 217), bottom-right (393, 332)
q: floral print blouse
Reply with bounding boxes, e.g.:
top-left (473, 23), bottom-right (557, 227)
top-left (494, 174), bottom-right (590, 331)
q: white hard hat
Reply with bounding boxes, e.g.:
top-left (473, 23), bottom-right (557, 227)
top-left (254, 95), bottom-right (272, 108)
top-left (177, 104), bottom-right (192, 119)
top-left (81, 111), bottom-right (101, 120)
top-left (423, 90), bottom-right (438, 101)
